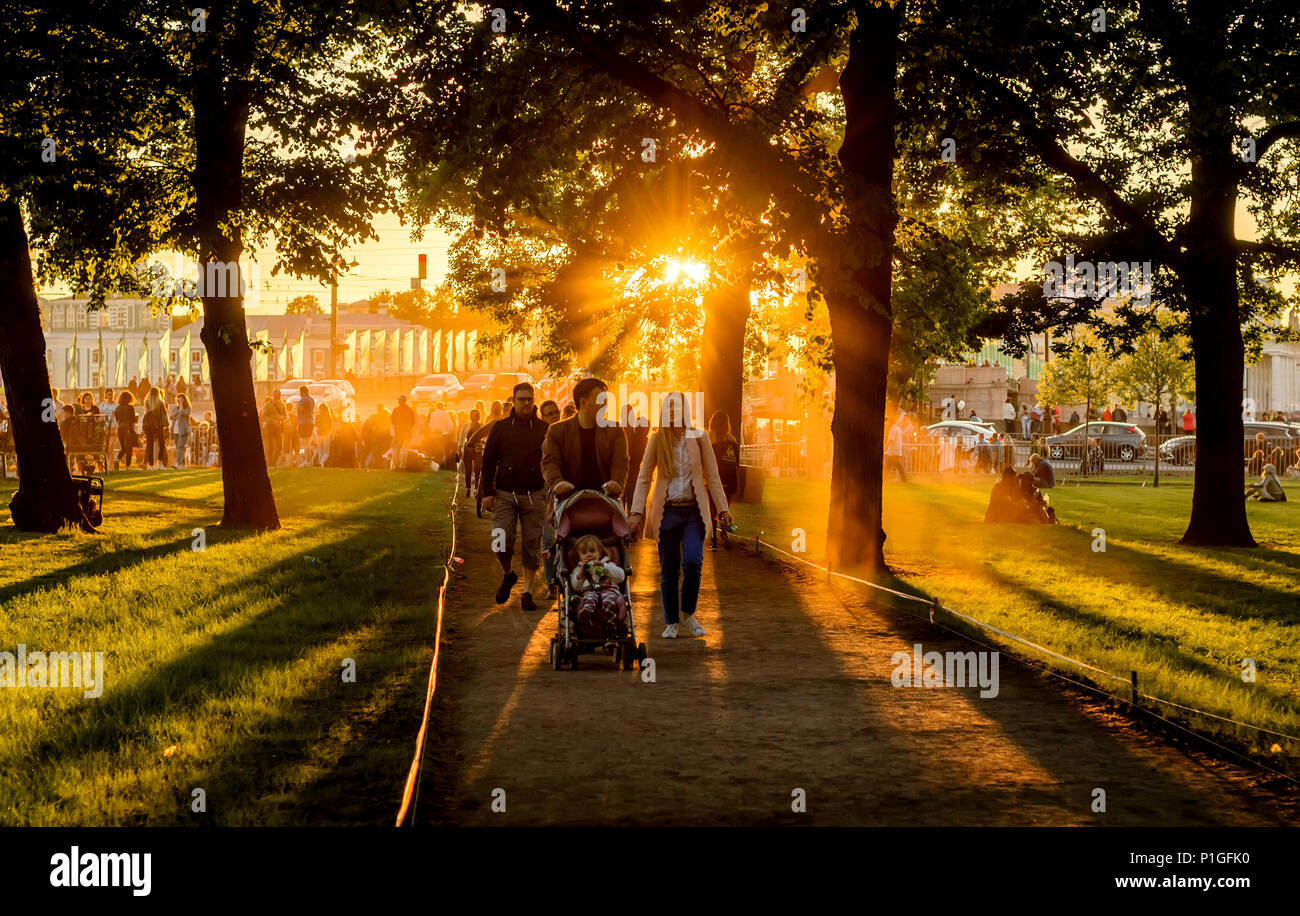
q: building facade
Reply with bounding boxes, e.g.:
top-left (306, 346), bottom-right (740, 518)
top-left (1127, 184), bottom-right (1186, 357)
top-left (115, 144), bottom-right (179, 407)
top-left (34, 297), bottom-right (538, 392)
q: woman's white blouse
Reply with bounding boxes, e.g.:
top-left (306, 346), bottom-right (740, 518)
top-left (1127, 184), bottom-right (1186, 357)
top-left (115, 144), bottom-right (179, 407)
top-left (666, 433), bottom-right (693, 500)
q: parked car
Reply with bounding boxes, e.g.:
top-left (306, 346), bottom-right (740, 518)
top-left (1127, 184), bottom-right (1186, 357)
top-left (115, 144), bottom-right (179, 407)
top-left (409, 373), bottom-right (464, 409)
top-left (460, 373), bottom-right (496, 400)
top-left (486, 372), bottom-right (536, 403)
top-left (286, 382), bottom-right (354, 422)
top-left (921, 420), bottom-right (1000, 450)
top-left (320, 378), bottom-right (357, 400)
top-left (1158, 435), bottom-right (1196, 465)
top-left (277, 378), bottom-right (315, 399)
top-left (1045, 421), bottom-right (1146, 462)
top-left (1242, 421), bottom-right (1300, 464)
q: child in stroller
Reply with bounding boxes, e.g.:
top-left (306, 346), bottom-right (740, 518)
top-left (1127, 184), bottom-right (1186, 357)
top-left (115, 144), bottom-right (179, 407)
top-left (549, 489), bottom-right (646, 671)
top-left (569, 534), bottom-right (628, 642)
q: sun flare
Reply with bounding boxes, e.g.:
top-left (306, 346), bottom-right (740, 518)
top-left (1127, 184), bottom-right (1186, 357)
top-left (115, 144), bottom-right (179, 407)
top-left (664, 257), bottom-right (708, 286)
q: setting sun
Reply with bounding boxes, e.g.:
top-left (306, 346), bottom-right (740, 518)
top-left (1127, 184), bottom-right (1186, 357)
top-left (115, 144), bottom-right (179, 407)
top-left (664, 257), bottom-right (708, 285)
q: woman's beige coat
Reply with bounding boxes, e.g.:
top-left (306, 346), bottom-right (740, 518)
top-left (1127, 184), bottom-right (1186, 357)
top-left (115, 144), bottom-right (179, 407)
top-left (630, 428), bottom-right (731, 541)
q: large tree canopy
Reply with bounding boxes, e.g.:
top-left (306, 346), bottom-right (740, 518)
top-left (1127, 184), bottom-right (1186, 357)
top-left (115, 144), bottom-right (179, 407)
top-left (908, 0), bottom-right (1300, 545)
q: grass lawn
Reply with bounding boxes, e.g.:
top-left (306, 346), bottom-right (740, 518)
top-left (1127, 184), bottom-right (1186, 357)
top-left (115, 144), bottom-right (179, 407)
top-left (0, 467), bottom-right (453, 826)
top-left (739, 474), bottom-right (1300, 764)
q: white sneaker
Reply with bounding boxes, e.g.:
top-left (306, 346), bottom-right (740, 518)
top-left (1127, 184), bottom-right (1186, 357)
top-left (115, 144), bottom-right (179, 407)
top-left (661, 623), bottom-right (678, 638)
top-left (683, 615), bottom-right (706, 637)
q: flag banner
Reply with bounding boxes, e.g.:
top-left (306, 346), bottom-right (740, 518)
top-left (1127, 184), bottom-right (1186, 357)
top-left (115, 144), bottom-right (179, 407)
top-left (180, 328), bottom-right (192, 384)
top-left (373, 330), bottom-right (386, 376)
top-left (254, 329), bottom-right (269, 381)
top-left (200, 345), bottom-right (210, 385)
top-left (431, 329), bottom-right (441, 373)
top-left (344, 330), bottom-right (357, 373)
top-left (115, 330), bottom-right (127, 387)
top-left (158, 324), bottom-right (170, 380)
top-left (277, 329), bottom-right (290, 379)
top-left (139, 334), bottom-right (149, 382)
top-left (67, 333), bottom-right (79, 390)
top-left (418, 329), bottom-right (429, 374)
top-left (97, 328), bottom-right (105, 388)
top-left (358, 330), bottom-right (371, 376)
top-left (402, 329), bottom-right (414, 376)
top-left (292, 328), bottom-right (306, 379)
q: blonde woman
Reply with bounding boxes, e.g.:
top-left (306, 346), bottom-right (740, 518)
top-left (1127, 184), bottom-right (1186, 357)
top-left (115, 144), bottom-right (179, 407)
top-left (316, 402), bottom-right (333, 466)
top-left (170, 392), bottom-right (192, 468)
top-left (629, 392), bottom-right (734, 639)
top-left (140, 387), bottom-right (169, 469)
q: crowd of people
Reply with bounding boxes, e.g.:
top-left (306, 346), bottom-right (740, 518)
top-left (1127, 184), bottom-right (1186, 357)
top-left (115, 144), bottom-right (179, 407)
top-left (255, 390), bottom-right (559, 472)
top-left (47, 382), bottom-right (215, 471)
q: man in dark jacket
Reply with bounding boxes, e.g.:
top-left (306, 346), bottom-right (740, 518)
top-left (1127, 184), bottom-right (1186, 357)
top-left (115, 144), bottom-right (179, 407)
top-left (481, 383), bottom-right (550, 610)
top-left (541, 377), bottom-right (629, 500)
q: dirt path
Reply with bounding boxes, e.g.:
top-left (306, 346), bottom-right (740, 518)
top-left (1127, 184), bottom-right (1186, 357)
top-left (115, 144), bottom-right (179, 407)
top-left (420, 502), bottom-right (1295, 826)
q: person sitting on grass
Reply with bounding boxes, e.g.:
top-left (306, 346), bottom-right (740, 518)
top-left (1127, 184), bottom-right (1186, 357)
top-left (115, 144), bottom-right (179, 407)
top-left (1246, 463), bottom-right (1287, 502)
top-left (569, 534), bottom-right (628, 644)
top-left (984, 467), bottom-right (1057, 524)
top-left (1019, 472), bottom-right (1057, 523)
top-left (1029, 453), bottom-right (1056, 488)
top-left (984, 467), bottom-right (1023, 523)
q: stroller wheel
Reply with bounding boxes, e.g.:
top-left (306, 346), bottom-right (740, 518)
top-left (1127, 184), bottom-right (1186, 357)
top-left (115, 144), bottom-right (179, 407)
top-left (567, 645), bottom-right (579, 670)
top-left (549, 637), bottom-right (561, 671)
top-left (637, 642), bottom-right (647, 666)
top-left (619, 639), bottom-right (634, 671)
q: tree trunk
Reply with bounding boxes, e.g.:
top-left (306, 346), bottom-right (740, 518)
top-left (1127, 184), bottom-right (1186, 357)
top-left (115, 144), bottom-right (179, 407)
top-left (0, 200), bottom-right (92, 532)
top-left (700, 266), bottom-right (751, 444)
top-left (194, 58), bottom-right (280, 530)
top-left (824, 1), bottom-right (899, 573)
top-left (1182, 303), bottom-right (1252, 544)
top-left (1152, 398), bottom-right (1161, 487)
top-left (1179, 49), bottom-right (1254, 545)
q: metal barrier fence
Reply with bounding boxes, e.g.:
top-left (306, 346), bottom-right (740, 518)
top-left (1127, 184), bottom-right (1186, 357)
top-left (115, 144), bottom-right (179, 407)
top-left (902, 439), bottom-right (1193, 478)
top-left (740, 442), bottom-right (807, 477)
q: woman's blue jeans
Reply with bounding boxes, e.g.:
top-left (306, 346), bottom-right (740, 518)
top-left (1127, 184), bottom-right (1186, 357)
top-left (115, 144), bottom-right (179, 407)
top-left (657, 504), bottom-right (705, 624)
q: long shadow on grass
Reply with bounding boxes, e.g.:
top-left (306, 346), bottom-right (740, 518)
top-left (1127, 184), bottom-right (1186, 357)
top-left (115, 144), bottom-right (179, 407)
top-left (0, 527), bottom-right (258, 608)
top-left (873, 523), bottom-right (1300, 732)
top-left (18, 486), bottom-right (450, 823)
top-left (1070, 534), bottom-right (1300, 625)
top-left (998, 578), bottom-right (1300, 722)
top-left (1111, 536), bottom-right (1300, 594)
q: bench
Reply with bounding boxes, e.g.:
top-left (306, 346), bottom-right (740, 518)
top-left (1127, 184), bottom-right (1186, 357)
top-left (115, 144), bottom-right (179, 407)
top-left (60, 415), bottom-right (111, 474)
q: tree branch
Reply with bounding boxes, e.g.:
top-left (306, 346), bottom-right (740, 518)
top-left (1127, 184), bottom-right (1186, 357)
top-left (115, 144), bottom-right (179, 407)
top-left (1237, 238), bottom-right (1300, 264)
top-left (527, 1), bottom-right (843, 258)
top-left (959, 64), bottom-right (1183, 270)
top-left (1255, 121), bottom-right (1300, 160)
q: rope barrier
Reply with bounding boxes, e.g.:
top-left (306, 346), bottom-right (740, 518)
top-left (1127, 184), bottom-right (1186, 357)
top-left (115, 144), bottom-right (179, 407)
top-left (395, 481), bottom-right (459, 827)
top-left (750, 532), bottom-right (1300, 747)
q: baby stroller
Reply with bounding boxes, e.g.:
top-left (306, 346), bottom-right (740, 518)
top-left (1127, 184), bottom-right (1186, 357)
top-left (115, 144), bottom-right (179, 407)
top-left (548, 489), bottom-right (646, 671)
